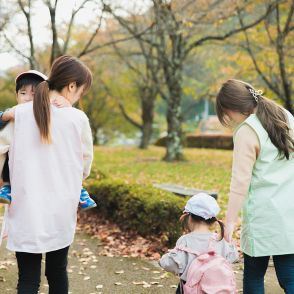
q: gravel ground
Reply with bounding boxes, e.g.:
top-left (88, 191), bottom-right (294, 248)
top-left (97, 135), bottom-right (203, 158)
top-left (0, 230), bottom-right (284, 294)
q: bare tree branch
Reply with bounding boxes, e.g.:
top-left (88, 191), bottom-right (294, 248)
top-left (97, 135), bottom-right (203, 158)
top-left (46, 0), bottom-right (61, 64)
top-left (118, 101), bottom-right (143, 130)
top-left (184, 2), bottom-right (278, 56)
top-left (18, 0), bottom-right (36, 68)
top-left (78, 24), bottom-right (154, 56)
top-left (3, 33), bottom-right (31, 62)
top-left (77, 11), bottom-right (104, 57)
top-left (283, 0), bottom-right (294, 34)
top-left (63, 0), bottom-right (90, 54)
top-left (276, 3), bottom-right (292, 108)
top-left (238, 8), bottom-right (282, 98)
top-left (111, 41), bottom-right (145, 79)
top-left (99, 79), bottom-right (143, 130)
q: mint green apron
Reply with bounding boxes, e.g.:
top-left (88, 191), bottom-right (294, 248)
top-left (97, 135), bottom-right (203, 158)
top-left (234, 111), bottom-right (294, 257)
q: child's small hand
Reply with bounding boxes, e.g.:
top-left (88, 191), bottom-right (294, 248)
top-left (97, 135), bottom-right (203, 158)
top-left (51, 96), bottom-right (71, 108)
top-left (2, 107), bottom-right (16, 121)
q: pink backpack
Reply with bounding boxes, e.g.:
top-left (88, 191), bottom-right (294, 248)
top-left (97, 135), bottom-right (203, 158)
top-left (176, 238), bottom-right (236, 294)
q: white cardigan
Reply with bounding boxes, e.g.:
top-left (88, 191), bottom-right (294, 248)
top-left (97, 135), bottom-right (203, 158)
top-left (0, 102), bottom-right (93, 253)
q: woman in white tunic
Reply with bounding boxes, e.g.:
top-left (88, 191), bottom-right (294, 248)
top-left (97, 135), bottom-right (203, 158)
top-left (0, 55), bottom-right (93, 294)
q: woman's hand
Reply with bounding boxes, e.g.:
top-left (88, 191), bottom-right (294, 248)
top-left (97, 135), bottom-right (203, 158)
top-left (51, 96), bottom-right (71, 108)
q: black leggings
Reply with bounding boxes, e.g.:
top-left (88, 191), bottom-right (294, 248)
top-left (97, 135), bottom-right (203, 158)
top-left (16, 246), bottom-right (69, 294)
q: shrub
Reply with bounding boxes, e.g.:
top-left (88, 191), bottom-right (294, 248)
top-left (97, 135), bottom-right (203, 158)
top-left (84, 179), bottom-right (187, 245)
top-left (88, 166), bottom-right (108, 180)
top-left (155, 134), bottom-right (233, 150)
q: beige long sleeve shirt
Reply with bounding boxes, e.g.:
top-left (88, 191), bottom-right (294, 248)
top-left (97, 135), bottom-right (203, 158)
top-left (225, 124), bottom-right (260, 237)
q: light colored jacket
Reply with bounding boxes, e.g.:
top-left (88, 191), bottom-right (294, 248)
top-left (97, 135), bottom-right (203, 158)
top-left (0, 102), bottom-right (93, 253)
top-left (159, 232), bottom-right (238, 281)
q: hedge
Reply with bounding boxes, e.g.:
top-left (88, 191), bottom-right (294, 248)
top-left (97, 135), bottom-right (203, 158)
top-left (155, 134), bottom-right (233, 150)
top-left (84, 179), bottom-right (187, 245)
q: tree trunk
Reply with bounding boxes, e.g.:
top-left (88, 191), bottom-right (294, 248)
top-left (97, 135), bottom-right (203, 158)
top-left (48, 6), bottom-right (61, 65)
top-left (153, 0), bottom-right (186, 161)
top-left (284, 95), bottom-right (293, 115)
top-left (140, 120), bottom-right (153, 149)
top-left (139, 94), bottom-right (155, 149)
top-left (92, 127), bottom-right (98, 145)
top-left (163, 84), bottom-right (184, 161)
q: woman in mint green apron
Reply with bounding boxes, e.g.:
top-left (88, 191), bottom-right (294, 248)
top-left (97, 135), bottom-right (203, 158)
top-left (216, 79), bottom-right (294, 294)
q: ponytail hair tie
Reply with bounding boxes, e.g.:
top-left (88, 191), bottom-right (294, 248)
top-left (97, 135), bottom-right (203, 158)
top-left (249, 88), bottom-right (263, 103)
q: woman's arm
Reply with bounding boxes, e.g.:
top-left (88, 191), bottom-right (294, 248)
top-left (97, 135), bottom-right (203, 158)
top-left (225, 124), bottom-right (259, 241)
top-left (0, 108), bottom-right (15, 129)
top-left (81, 116), bottom-right (93, 179)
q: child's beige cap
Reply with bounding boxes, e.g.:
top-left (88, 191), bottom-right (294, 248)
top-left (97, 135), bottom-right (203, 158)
top-left (15, 70), bottom-right (48, 83)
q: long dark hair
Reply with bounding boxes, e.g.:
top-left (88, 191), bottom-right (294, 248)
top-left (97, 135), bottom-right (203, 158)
top-left (216, 79), bottom-right (294, 160)
top-left (33, 55), bottom-right (92, 144)
top-left (180, 213), bottom-right (225, 240)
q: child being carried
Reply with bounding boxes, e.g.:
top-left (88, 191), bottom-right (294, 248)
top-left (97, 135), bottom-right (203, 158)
top-left (0, 70), bottom-right (96, 210)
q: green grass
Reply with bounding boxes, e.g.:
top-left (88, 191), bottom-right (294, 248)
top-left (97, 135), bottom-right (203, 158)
top-left (91, 146), bottom-right (233, 217)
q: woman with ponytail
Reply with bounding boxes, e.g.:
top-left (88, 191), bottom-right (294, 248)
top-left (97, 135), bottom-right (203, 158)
top-left (216, 79), bottom-right (294, 293)
top-left (159, 193), bottom-right (238, 294)
top-left (0, 55), bottom-right (93, 294)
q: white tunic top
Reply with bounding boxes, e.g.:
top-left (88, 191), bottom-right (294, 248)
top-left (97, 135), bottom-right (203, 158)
top-left (0, 102), bottom-right (93, 253)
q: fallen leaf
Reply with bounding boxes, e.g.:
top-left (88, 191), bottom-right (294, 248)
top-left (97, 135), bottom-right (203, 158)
top-left (141, 267), bottom-right (150, 271)
top-left (0, 276), bottom-right (6, 282)
top-left (132, 281), bottom-right (145, 285)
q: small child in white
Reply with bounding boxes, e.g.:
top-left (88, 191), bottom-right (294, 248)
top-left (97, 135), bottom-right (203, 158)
top-left (159, 193), bottom-right (239, 294)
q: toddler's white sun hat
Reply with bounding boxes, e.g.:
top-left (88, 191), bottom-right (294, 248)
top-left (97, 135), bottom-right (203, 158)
top-left (184, 192), bottom-right (220, 220)
top-left (15, 70), bottom-right (48, 83)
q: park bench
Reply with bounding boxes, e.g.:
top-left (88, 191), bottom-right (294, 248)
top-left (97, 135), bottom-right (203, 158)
top-left (153, 183), bottom-right (218, 199)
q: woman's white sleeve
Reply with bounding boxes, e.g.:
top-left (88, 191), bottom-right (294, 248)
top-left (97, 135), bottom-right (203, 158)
top-left (0, 124), bottom-right (13, 181)
top-left (81, 117), bottom-right (93, 179)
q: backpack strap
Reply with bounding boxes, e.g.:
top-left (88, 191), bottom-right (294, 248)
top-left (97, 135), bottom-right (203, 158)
top-left (176, 233), bottom-right (220, 256)
top-left (179, 280), bottom-right (185, 294)
top-left (207, 233), bottom-right (219, 252)
top-left (175, 245), bottom-right (200, 256)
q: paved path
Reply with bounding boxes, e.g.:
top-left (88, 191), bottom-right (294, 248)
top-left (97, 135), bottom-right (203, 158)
top-left (0, 231), bottom-right (284, 293)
